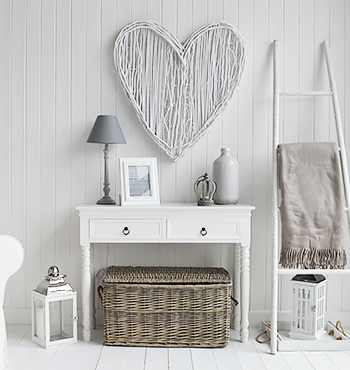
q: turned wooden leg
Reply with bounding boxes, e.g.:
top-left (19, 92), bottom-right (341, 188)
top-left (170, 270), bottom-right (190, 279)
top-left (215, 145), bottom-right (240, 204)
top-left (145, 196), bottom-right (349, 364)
top-left (240, 244), bottom-right (250, 343)
top-left (233, 243), bottom-right (241, 330)
top-left (81, 244), bottom-right (91, 342)
top-left (90, 246), bottom-right (96, 330)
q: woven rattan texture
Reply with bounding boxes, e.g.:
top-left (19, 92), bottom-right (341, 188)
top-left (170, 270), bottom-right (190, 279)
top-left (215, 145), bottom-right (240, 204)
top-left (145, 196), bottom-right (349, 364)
top-left (101, 266), bottom-right (232, 347)
top-left (103, 265), bottom-right (231, 284)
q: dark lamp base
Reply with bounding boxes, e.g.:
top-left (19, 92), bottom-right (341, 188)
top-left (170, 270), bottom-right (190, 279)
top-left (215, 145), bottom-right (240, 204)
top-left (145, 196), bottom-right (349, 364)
top-left (97, 196), bottom-right (116, 205)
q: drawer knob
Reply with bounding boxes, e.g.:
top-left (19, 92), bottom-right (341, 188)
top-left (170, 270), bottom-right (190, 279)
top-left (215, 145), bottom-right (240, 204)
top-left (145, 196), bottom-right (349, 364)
top-left (123, 227), bottom-right (130, 236)
top-left (200, 227), bottom-right (207, 236)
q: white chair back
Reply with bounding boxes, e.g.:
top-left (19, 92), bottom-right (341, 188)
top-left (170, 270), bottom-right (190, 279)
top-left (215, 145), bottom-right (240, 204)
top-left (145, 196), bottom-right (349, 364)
top-left (0, 235), bottom-right (25, 370)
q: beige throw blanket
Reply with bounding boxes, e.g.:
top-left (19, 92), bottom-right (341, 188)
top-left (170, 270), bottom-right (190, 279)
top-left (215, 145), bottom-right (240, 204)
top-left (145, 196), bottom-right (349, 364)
top-left (278, 142), bottom-right (347, 269)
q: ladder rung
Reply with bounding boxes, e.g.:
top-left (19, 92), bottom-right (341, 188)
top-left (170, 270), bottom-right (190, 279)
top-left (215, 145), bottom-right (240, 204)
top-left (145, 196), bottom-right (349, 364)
top-left (280, 91), bottom-right (332, 96)
top-left (277, 268), bottom-right (350, 275)
top-left (279, 206), bottom-right (348, 212)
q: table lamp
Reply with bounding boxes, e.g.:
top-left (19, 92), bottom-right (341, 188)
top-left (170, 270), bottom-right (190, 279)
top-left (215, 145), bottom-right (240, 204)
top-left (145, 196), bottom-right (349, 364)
top-left (87, 115), bottom-right (126, 204)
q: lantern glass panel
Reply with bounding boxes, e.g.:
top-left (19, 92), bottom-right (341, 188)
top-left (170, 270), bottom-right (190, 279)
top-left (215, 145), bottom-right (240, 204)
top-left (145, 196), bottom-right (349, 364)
top-left (49, 299), bottom-right (74, 341)
top-left (33, 297), bottom-right (45, 342)
top-left (295, 286), bottom-right (313, 334)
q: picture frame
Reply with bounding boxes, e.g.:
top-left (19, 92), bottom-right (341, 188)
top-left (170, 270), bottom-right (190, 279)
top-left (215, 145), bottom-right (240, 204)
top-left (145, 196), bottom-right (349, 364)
top-left (119, 157), bottom-right (160, 206)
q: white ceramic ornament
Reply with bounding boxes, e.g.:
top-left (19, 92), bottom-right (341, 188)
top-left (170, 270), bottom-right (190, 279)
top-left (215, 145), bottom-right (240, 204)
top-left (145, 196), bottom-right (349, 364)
top-left (213, 148), bottom-right (239, 205)
top-left (114, 21), bottom-right (245, 161)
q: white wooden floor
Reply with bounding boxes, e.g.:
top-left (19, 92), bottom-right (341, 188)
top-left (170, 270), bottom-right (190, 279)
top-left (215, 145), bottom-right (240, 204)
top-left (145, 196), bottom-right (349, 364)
top-left (5, 325), bottom-right (350, 370)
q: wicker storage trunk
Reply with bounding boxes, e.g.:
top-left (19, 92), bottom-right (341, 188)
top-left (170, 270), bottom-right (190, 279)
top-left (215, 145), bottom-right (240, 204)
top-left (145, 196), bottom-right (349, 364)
top-left (98, 266), bottom-right (233, 347)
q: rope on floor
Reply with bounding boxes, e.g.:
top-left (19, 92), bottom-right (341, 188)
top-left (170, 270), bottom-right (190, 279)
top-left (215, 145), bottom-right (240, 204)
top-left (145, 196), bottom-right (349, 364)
top-left (255, 322), bottom-right (272, 344)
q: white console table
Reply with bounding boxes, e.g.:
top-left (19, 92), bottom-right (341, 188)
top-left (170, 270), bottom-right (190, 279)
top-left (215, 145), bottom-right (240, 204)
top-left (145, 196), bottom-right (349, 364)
top-left (76, 203), bottom-right (255, 343)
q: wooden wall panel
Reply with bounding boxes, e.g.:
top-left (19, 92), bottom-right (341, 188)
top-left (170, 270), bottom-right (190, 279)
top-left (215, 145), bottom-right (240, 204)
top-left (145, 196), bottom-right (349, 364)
top-left (237, 0), bottom-right (253, 206)
top-left (250, 0), bottom-right (269, 313)
top-left (40, 0), bottom-right (56, 283)
top-left (219, 0), bottom-right (239, 287)
top-left (25, 0), bottom-right (41, 308)
top-left (279, 0), bottom-right (299, 313)
top-left (1, 0), bottom-right (12, 308)
top-left (314, 0), bottom-right (331, 143)
top-left (55, 0), bottom-right (72, 301)
top-left (0, 1), bottom-right (11, 235)
top-left (327, 0), bottom-right (346, 314)
top-left (299, 1), bottom-right (315, 142)
top-left (266, 0), bottom-right (283, 314)
top-left (283, 0), bottom-right (298, 143)
top-left (10, 0), bottom-right (26, 309)
top-left (2, 0), bottom-right (350, 326)
top-left (70, 0), bottom-right (86, 309)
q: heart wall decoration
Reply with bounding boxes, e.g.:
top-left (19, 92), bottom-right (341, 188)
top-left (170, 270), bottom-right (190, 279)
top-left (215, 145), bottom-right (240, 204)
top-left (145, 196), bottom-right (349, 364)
top-left (114, 21), bottom-right (245, 161)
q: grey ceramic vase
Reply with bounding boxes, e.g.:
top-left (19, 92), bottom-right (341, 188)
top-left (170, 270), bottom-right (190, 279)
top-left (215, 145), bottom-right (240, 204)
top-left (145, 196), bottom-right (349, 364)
top-left (213, 148), bottom-right (239, 205)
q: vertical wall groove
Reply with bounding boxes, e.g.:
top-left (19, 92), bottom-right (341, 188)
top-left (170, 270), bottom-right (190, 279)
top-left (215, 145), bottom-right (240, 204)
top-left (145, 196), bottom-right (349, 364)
top-left (9, 0), bottom-right (13, 238)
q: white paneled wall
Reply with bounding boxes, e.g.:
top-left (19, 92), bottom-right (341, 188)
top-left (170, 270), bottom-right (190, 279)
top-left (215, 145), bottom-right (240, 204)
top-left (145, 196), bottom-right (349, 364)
top-left (1, 0), bottom-right (350, 325)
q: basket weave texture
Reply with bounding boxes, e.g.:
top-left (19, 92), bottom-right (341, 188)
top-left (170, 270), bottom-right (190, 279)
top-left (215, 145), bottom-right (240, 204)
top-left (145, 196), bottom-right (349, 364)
top-left (100, 266), bottom-right (232, 347)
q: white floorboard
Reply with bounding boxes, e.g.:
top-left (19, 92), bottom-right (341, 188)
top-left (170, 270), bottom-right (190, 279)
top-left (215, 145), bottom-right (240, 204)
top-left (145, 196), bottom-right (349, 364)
top-left (96, 345), bottom-right (125, 370)
top-left (324, 351), bottom-right (350, 370)
top-left (230, 329), bottom-right (266, 369)
top-left (119, 346), bottom-right (146, 370)
top-left (6, 325), bottom-right (31, 357)
top-left (280, 352), bottom-right (314, 370)
top-left (6, 330), bottom-right (39, 370)
top-left (168, 347), bottom-right (192, 370)
top-left (5, 325), bottom-right (350, 370)
top-left (190, 347), bottom-right (217, 370)
top-left (302, 352), bottom-right (340, 370)
top-left (249, 327), bottom-right (290, 370)
top-left (144, 347), bottom-right (168, 370)
top-left (212, 341), bottom-right (243, 370)
top-left (46, 328), bottom-right (104, 370)
top-left (22, 346), bottom-right (60, 370)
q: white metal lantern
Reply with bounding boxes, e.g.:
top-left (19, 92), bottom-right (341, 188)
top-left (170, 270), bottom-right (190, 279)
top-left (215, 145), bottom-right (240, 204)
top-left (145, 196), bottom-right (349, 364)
top-left (289, 274), bottom-right (327, 340)
top-left (32, 266), bottom-right (78, 348)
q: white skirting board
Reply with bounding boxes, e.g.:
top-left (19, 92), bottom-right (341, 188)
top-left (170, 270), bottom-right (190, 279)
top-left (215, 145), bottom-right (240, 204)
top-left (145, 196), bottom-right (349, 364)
top-left (5, 308), bottom-right (350, 327)
top-left (261, 321), bottom-right (350, 351)
top-left (250, 310), bottom-right (350, 327)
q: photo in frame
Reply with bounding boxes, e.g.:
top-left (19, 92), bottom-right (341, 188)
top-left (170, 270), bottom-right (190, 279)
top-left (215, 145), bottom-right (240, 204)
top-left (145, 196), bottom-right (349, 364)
top-left (119, 157), bottom-right (160, 206)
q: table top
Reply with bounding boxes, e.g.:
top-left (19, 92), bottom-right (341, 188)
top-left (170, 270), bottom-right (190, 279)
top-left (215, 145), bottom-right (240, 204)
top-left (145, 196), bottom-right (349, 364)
top-left (76, 203), bottom-right (255, 211)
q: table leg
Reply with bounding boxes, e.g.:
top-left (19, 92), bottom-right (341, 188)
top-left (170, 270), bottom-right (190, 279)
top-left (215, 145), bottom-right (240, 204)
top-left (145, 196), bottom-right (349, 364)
top-left (81, 244), bottom-right (91, 342)
top-left (233, 244), bottom-right (241, 330)
top-left (90, 246), bottom-right (96, 330)
top-left (240, 244), bottom-right (250, 343)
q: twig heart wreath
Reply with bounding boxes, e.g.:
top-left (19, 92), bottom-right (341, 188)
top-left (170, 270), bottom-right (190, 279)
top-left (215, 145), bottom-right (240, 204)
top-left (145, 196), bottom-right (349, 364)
top-left (114, 21), bottom-right (245, 161)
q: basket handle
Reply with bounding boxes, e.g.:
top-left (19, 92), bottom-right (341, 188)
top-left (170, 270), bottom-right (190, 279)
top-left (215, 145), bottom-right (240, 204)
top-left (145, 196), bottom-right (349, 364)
top-left (231, 296), bottom-right (238, 308)
top-left (97, 285), bottom-right (104, 304)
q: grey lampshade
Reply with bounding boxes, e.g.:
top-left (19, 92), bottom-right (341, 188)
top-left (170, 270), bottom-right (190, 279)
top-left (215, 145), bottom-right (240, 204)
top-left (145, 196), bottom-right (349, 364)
top-left (87, 115), bottom-right (127, 144)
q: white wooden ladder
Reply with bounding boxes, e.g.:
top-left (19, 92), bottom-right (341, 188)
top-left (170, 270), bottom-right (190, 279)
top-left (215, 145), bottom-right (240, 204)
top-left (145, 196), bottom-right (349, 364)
top-left (271, 40), bottom-right (350, 354)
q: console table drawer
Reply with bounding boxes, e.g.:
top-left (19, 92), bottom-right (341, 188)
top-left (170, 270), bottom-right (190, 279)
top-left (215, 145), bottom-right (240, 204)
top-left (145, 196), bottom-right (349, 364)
top-left (89, 218), bottom-right (163, 241)
top-left (166, 218), bottom-right (239, 240)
